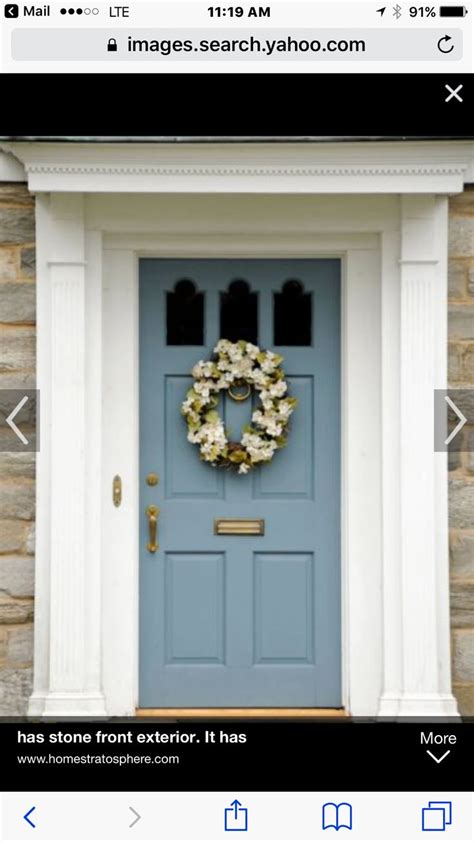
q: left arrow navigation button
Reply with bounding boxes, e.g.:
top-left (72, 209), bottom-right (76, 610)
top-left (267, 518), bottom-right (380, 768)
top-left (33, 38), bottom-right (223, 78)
top-left (23, 806), bottom-right (36, 828)
top-left (6, 395), bottom-right (29, 445)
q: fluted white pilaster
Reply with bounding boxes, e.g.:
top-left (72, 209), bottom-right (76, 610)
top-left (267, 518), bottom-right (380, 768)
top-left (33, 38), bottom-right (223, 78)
top-left (29, 194), bottom-right (106, 716)
top-left (393, 196), bottom-right (457, 717)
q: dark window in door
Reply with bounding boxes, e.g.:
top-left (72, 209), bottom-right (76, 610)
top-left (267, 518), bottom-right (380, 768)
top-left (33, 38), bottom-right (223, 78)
top-left (166, 279), bottom-right (204, 345)
top-left (274, 280), bottom-right (312, 345)
top-left (220, 279), bottom-right (258, 344)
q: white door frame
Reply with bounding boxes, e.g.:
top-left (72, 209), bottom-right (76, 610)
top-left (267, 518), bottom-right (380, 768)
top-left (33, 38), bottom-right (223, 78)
top-left (4, 140), bottom-right (469, 717)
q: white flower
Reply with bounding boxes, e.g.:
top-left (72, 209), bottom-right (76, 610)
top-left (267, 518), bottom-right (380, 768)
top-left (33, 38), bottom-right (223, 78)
top-left (238, 463), bottom-right (250, 474)
top-left (214, 339), bottom-right (232, 354)
top-left (191, 361), bottom-right (205, 378)
top-left (269, 381), bottom-right (287, 398)
top-left (246, 343), bottom-right (260, 359)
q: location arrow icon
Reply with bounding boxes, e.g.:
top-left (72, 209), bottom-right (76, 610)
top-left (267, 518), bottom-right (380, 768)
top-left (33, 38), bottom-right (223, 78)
top-left (376, 7), bottom-right (386, 14)
top-left (6, 395), bottom-right (29, 445)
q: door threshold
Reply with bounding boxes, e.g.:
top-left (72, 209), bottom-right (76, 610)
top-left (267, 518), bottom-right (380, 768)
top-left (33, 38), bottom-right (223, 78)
top-left (136, 708), bottom-right (348, 718)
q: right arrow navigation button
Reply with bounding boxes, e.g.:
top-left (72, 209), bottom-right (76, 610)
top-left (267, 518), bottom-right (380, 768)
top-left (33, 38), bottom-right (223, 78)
top-left (444, 396), bottom-right (467, 445)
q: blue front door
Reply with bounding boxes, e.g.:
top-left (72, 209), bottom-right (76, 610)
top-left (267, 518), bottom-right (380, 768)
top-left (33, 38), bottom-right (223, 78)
top-left (139, 259), bottom-right (341, 707)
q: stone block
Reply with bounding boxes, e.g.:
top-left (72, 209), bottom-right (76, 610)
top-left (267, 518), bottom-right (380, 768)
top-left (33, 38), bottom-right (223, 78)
top-left (448, 445), bottom-right (461, 472)
top-left (448, 306), bottom-right (474, 341)
top-left (0, 372), bottom-right (36, 391)
top-left (449, 217), bottom-right (474, 258)
top-left (0, 453), bottom-right (35, 480)
top-left (0, 628), bottom-right (7, 659)
top-left (453, 683), bottom-right (474, 716)
top-left (0, 184), bottom-right (33, 206)
top-left (450, 533), bottom-right (474, 579)
top-left (468, 267), bottom-right (474, 297)
top-left (448, 480), bottom-right (474, 528)
top-left (450, 581), bottom-right (474, 628)
top-left (0, 520), bottom-right (27, 553)
top-left (449, 189), bottom-right (474, 213)
top-left (0, 283), bottom-right (35, 324)
top-left (0, 556), bottom-right (34, 597)
top-left (0, 247), bottom-right (18, 281)
top-left (448, 345), bottom-right (461, 382)
top-left (0, 667), bottom-right (32, 715)
top-left (452, 630), bottom-right (474, 682)
top-left (448, 261), bottom-right (466, 300)
top-left (0, 209), bottom-right (35, 245)
top-left (0, 598), bottom-right (34, 624)
top-left (468, 431), bottom-right (474, 474)
top-left (20, 247), bottom-right (35, 278)
top-left (7, 626), bottom-right (33, 664)
top-left (462, 346), bottom-right (474, 381)
top-left (25, 522), bottom-right (35, 555)
top-left (0, 484), bottom-right (35, 520)
top-left (0, 329), bottom-right (35, 372)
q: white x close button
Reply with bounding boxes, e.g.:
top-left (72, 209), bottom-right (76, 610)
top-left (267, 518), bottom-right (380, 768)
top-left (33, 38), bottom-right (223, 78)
top-left (445, 83), bottom-right (463, 102)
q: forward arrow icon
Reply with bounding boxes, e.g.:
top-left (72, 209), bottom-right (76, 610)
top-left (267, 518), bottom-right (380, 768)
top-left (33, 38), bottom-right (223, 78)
top-left (129, 806), bottom-right (141, 828)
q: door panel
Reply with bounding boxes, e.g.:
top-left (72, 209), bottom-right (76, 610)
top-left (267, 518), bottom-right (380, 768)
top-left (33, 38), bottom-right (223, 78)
top-left (139, 259), bottom-right (341, 707)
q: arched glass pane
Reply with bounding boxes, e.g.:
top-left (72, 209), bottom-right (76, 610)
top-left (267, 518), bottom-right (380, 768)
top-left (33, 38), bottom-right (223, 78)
top-left (274, 279), bottom-right (312, 345)
top-left (166, 279), bottom-right (204, 345)
top-left (220, 279), bottom-right (258, 344)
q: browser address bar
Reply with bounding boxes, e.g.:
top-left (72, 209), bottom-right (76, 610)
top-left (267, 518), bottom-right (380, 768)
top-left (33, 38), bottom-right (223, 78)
top-left (11, 27), bottom-right (462, 61)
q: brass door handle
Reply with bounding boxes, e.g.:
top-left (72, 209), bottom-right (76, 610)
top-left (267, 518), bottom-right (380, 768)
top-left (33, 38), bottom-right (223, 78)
top-left (146, 504), bottom-right (160, 553)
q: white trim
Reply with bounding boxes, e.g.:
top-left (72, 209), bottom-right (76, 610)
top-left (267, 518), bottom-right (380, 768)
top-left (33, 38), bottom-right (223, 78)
top-left (3, 140), bottom-right (473, 194)
top-left (0, 149), bottom-right (25, 181)
top-left (23, 145), bottom-right (462, 718)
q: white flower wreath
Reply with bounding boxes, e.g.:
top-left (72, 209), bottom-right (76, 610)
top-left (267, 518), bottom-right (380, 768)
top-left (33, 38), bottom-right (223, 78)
top-left (181, 339), bottom-right (297, 474)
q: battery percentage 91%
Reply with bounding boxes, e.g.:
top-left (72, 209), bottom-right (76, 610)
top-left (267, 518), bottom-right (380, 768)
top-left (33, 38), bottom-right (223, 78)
top-left (409, 6), bottom-right (436, 15)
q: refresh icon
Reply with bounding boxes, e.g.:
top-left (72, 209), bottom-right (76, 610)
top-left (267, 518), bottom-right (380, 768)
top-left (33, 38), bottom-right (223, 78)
top-left (437, 34), bottom-right (455, 54)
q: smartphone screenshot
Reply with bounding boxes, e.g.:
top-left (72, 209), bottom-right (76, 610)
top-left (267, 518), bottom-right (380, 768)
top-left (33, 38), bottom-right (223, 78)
top-left (0, 2), bottom-right (473, 840)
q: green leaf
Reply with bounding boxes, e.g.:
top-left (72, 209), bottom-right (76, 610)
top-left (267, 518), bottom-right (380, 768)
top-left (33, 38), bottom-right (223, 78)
top-left (228, 450), bottom-right (246, 463)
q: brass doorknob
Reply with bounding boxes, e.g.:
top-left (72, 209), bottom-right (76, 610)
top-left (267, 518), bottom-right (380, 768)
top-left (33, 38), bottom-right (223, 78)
top-left (146, 504), bottom-right (160, 553)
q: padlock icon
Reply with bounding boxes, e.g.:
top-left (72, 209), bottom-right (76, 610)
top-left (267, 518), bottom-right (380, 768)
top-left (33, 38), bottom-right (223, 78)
top-left (107, 38), bottom-right (118, 52)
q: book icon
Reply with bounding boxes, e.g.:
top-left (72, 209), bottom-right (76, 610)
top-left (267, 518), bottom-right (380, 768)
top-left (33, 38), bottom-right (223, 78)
top-left (322, 802), bottom-right (353, 831)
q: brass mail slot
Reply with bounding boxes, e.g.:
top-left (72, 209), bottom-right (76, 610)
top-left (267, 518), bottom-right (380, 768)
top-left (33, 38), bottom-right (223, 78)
top-left (214, 518), bottom-right (265, 536)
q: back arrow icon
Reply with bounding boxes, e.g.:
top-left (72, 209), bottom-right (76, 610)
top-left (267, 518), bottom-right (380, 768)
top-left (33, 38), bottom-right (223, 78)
top-left (23, 807), bottom-right (36, 828)
top-left (6, 395), bottom-right (29, 445)
top-left (129, 806), bottom-right (141, 828)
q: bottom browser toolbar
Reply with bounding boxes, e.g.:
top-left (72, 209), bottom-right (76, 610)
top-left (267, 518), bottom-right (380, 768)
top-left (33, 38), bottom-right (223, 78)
top-left (1, 792), bottom-right (473, 840)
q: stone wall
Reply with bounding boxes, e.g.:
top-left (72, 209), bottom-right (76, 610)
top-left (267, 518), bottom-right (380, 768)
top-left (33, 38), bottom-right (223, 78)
top-left (0, 183), bottom-right (35, 714)
top-left (448, 185), bottom-right (474, 716)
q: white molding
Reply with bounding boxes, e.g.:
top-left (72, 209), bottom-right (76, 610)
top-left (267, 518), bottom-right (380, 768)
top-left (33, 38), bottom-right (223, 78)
top-left (3, 140), bottom-right (473, 194)
top-left (0, 149), bottom-right (25, 181)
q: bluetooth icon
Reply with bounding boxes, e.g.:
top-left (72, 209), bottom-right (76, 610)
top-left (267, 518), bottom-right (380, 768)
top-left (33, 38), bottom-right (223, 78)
top-left (392, 3), bottom-right (402, 17)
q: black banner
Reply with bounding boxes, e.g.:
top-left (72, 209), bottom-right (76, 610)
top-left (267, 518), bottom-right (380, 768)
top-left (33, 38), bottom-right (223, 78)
top-left (1, 720), bottom-right (472, 791)
top-left (2, 73), bottom-right (473, 136)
